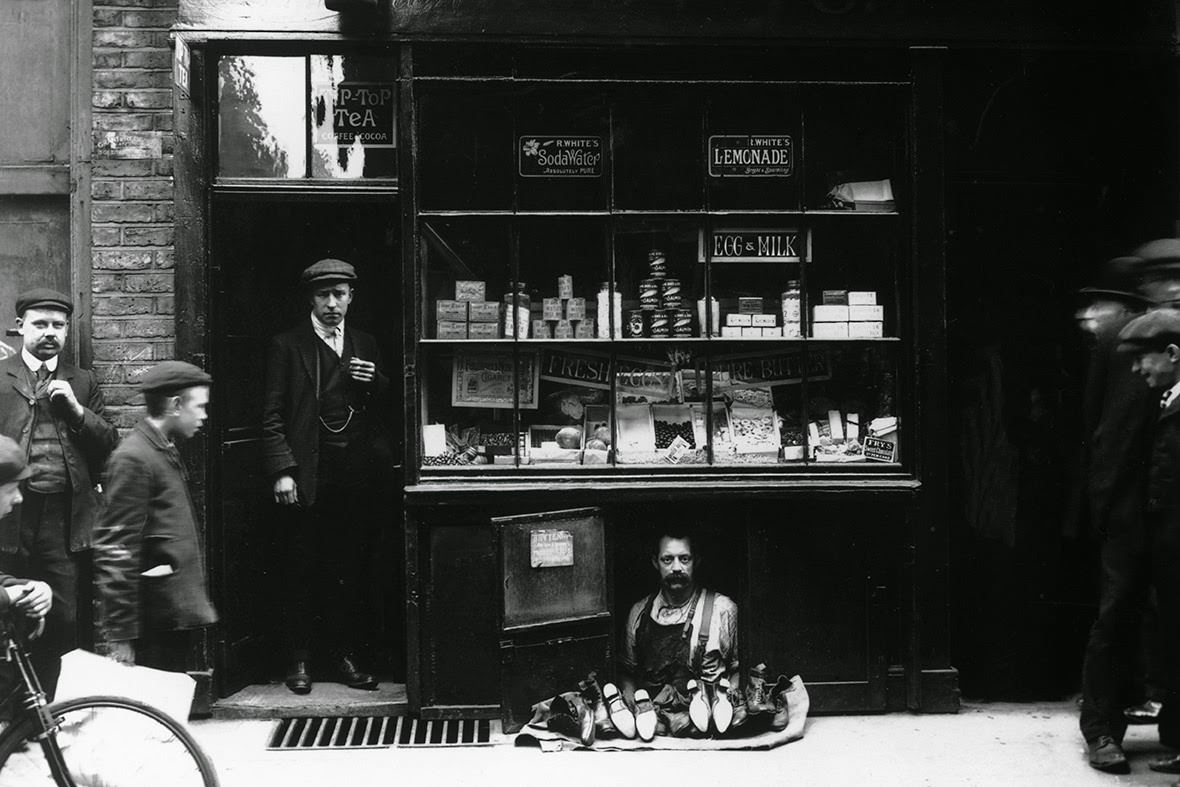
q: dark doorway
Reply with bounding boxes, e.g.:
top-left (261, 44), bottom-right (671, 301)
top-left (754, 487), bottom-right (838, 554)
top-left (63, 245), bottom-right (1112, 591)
top-left (208, 195), bottom-right (403, 697)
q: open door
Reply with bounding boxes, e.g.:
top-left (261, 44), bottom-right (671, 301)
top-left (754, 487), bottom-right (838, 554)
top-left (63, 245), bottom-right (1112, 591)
top-left (208, 196), bottom-right (402, 696)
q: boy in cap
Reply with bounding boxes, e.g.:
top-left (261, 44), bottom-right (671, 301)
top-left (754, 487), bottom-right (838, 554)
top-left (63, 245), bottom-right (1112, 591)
top-left (1092, 308), bottom-right (1180, 776)
top-left (92, 361), bottom-right (218, 672)
top-left (262, 258), bottom-right (393, 694)
top-left (0, 288), bottom-right (117, 695)
top-left (0, 434), bottom-right (53, 620)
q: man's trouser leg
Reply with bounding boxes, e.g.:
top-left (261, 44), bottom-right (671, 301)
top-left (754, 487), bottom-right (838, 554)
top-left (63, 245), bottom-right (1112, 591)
top-left (279, 504), bottom-right (317, 665)
top-left (1152, 514), bottom-right (1180, 748)
top-left (1080, 534), bottom-right (1150, 744)
top-left (315, 456), bottom-right (374, 661)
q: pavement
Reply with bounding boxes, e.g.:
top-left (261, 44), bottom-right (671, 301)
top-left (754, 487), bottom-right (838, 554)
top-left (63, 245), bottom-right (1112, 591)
top-left (188, 699), bottom-right (1180, 787)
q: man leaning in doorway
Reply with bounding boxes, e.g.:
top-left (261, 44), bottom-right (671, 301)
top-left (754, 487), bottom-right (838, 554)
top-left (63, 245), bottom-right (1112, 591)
top-left (0, 289), bottom-right (117, 696)
top-left (262, 259), bottom-right (393, 694)
top-left (92, 362), bottom-right (218, 671)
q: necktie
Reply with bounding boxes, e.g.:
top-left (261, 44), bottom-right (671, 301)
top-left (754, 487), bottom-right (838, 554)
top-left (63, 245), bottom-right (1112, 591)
top-left (326, 329), bottom-right (340, 357)
top-left (36, 364), bottom-right (50, 383)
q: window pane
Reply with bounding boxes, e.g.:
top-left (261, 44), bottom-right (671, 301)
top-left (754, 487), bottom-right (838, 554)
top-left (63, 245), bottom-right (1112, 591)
top-left (805, 345), bottom-right (901, 465)
top-left (614, 344), bottom-right (707, 466)
top-left (218, 56), bottom-right (306, 179)
top-left (310, 55), bottom-right (399, 179)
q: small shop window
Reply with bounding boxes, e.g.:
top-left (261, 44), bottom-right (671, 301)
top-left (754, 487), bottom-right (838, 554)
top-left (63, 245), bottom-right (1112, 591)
top-left (217, 54), bottom-right (398, 180)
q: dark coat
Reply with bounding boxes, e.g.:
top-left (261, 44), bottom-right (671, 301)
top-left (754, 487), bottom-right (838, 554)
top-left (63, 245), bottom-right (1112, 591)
top-left (92, 420), bottom-right (217, 643)
top-left (1147, 395), bottom-right (1180, 524)
top-left (1075, 323), bottom-right (1157, 541)
top-left (0, 354), bottom-right (118, 552)
top-left (261, 320), bottom-right (391, 507)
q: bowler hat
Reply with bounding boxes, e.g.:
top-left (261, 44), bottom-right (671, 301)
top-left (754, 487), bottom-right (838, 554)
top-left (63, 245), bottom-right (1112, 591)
top-left (138, 361), bottom-right (213, 395)
top-left (15, 288), bottom-right (73, 317)
top-left (301, 259), bottom-right (357, 286)
top-left (1117, 308), bottom-right (1180, 352)
top-left (1079, 256), bottom-right (1153, 307)
top-left (0, 435), bottom-right (31, 485)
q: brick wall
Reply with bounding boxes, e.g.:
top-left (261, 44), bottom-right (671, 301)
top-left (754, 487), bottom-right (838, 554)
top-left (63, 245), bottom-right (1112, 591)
top-left (91, 0), bottom-right (178, 430)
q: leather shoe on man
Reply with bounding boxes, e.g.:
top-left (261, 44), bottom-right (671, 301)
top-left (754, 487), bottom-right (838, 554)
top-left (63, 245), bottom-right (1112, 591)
top-left (1125, 700), bottom-right (1163, 725)
top-left (1087, 735), bottom-right (1130, 774)
top-left (1150, 754), bottom-right (1180, 774)
top-left (335, 655), bottom-right (378, 690)
top-left (285, 661), bottom-right (312, 695)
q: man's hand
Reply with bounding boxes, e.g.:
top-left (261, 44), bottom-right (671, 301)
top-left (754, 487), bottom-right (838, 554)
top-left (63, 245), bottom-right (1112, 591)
top-left (273, 475), bottom-right (299, 506)
top-left (6, 581), bottom-right (52, 619)
top-left (103, 641), bottom-right (135, 666)
top-left (347, 357), bottom-right (376, 384)
top-left (46, 380), bottom-right (84, 420)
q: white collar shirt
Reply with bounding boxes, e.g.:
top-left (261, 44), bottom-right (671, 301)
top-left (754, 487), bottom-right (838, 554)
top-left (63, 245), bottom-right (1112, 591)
top-left (21, 348), bottom-right (58, 375)
top-left (1162, 380), bottom-right (1180, 410)
top-left (310, 314), bottom-right (345, 358)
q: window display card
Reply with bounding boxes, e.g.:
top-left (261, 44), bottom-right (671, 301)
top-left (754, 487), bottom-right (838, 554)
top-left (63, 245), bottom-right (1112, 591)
top-left (422, 424), bottom-right (447, 457)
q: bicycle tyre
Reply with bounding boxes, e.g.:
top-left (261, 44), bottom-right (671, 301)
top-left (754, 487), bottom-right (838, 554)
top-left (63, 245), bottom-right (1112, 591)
top-left (0, 694), bottom-right (220, 787)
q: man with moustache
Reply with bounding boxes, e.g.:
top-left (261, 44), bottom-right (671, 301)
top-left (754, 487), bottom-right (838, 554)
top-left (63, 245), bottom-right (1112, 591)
top-left (92, 361), bottom-right (218, 670)
top-left (0, 289), bottom-right (117, 695)
top-left (262, 259), bottom-right (392, 694)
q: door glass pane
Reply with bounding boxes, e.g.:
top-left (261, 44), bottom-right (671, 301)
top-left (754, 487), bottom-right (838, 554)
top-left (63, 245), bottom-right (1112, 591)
top-left (310, 55), bottom-right (399, 179)
top-left (218, 56), bottom-right (306, 179)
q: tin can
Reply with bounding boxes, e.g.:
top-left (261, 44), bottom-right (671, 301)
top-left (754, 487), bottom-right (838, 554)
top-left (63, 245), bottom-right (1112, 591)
top-left (647, 249), bottom-right (667, 279)
top-left (660, 278), bottom-right (682, 310)
top-left (649, 310), bottom-right (670, 338)
top-left (639, 279), bottom-right (660, 310)
top-left (558, 274), bottom-right (574, 300)
top-left (673, 308), bottom-right (693, 337)
top-left (626, 309), bottom-right (647, 338)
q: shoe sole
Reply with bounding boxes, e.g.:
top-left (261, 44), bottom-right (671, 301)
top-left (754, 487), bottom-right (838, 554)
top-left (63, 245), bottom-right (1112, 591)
top-left (635, 711), bottom-right (657, 742)
top-left (1149, 762), bottom-right (1180, 774)
top-left (1089, 762), bottom-right (1131, 775)
top-left (713, 702), bottom-right (733, 734)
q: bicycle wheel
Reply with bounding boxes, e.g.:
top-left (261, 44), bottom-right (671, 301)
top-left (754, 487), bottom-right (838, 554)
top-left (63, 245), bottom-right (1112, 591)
top-left (0, 695), bottom-right (219, 787)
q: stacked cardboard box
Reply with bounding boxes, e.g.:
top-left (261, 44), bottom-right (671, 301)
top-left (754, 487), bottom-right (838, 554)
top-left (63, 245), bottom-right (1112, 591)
top-left (811, 290), bottom-right (884, 338)
top-left (435, 280), bottom-right (501, 339)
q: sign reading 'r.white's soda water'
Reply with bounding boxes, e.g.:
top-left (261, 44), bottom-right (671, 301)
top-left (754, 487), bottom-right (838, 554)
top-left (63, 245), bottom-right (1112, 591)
top-left (709, 135), bottom-right (794, 177)
top-left (314, 82), bottom-right (396, 148)
top-left (700, 228), bottom-right (804, 262)
top-left (863, 436), bottom-right (897, 463)
top-left (519, 136), bottom-right (603, 178)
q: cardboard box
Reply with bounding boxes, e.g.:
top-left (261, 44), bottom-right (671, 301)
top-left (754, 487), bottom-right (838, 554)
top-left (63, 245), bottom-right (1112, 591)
top-left (849, 304), bottom-right (884, 322)
top-left (726, 313), bottom-right (753, 327)
top-left (812, 305), bottom-right (850, 322)
top-left (738, 297), bottom-right (763, 315)
top-left (812, 321), bottom-right (849, 339)
top-left (468, 321), bottom-right (500, 339)
top-left (554, 320), bottom-right (573, 339)
top-left (752, 314), bottom-right (777, 327)
top-left (437, 320), bottom-right (468, 339)
top-left (542, 298), bottom-right (563, 321)
top-left (848, 291), bottom-right (877, 306)
top-left (783, 322), bottom-right (803, 339)
top-left (721, 326), bottom-right (743, 338)
top-left (822, 289), bottom-right (849, 305)
top-left (761, 327), bottom-right (782, 337)
top-left (436, 300), bottom-right (469, 321)
top-left (741, 327), bottom-right (762, 337)
top-left (574, 319), bottom-right (595, 339)
top-left (454, 280), bottom-right (487, 302)
top-left (566, 297), bottom-right (586, 321)
top-left (848, 321), bottom-right (884, 338)
top-left (532, 320), bottom-right (551, 339)
top-left (468, 301), bottom-right (501, 322)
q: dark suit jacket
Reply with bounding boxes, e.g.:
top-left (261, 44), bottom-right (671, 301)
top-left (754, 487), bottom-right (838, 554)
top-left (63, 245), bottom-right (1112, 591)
top-left (1148, 395), bottom-right (1180, 525)
top-left (0, 355), bottom-right (118, 552)
top-left (261, 320), bottom-right (391, 507)
top-left (92, 420), bottom-right (217, 643)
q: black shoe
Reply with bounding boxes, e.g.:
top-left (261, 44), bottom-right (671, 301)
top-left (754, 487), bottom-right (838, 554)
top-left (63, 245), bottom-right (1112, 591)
top-left (336, 655), bottom-right (378, 690)
top-left (1087, 735), bottom-right (1130, 774)
top-left (1151, 754), bottom-right (1180, 774)
top-left (285, 661), bottom-right (312, 695)
top-left (1125, 700), bottom-right (1162, 725)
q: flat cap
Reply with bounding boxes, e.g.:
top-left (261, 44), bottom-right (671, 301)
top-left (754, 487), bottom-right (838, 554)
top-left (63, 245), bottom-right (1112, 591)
top-left (0, 435), bottom-right (31, 486)
top-left (15, 288), bottom-right (73, 317)
top-left (138, 361), bottom-right (212, 395)
top-left (301, 259), bottom-right (357, 285)
top-left (1118, 308), bottom-right (1180, 351)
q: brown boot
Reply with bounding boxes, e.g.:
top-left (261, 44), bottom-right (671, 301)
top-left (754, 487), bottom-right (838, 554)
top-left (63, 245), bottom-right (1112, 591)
top-left (746, 663), bottom-right (774, 714)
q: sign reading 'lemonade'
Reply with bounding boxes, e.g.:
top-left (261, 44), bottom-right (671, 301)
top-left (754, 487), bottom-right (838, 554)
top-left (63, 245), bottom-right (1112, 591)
top-left (708, 135), bottom-right (794, 177)
top-left (519, 136), bottom-right (604, 178)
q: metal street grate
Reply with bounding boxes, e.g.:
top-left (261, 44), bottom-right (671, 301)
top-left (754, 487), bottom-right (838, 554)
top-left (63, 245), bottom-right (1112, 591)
top-left (268, 716), bottom-right (493, 750)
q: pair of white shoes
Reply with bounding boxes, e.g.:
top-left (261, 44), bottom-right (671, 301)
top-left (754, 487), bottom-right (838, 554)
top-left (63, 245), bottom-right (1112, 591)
top-left (687, 678), bottom-right (734, 734)
top-left (601, 682), bottom-right (658, 741)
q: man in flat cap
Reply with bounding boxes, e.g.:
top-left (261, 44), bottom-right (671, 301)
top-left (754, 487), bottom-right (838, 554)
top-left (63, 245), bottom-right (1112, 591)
top-left (0, 288), bottom-right (117, 696)
top-left (92, 361), bottom-right (217, 672)
top-left (262, 259), bottom-right (393, 694)
top-left (1078, 309), bottom-right (1180, 775)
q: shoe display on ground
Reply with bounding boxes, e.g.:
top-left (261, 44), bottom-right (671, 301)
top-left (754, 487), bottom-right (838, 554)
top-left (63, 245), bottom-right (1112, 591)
top-left (770, 675), bottom-right (791, 731)
top-left (1087, 735), bottom-right (1130, 774)
top-left (729, 685), bottom-right (749, 728)
top-left (687, 679), bottom-right (711, 733)
top-left (335, 654), bottom-right (378, 690)
top-left (284, 661), bottom-right (312, 695)
top-left (781, 674), bottom-right (810, 739)
top-left (1125, 700), bottom-right (1163, 725)
top-left (601, 682), bottom-right (637, 739)
top-left (579, 672), bottom-right (616, 736)
top-left (1150, 754), bottom-right (1180, 774)
top-left (633, 689), bottom-right (658, 742)
top-left (712, 678), bottom-right (734, 734)
top-left (746, 663), bottom-right (774, 714)
top-left (547, 695), bottom-right (582, 741)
